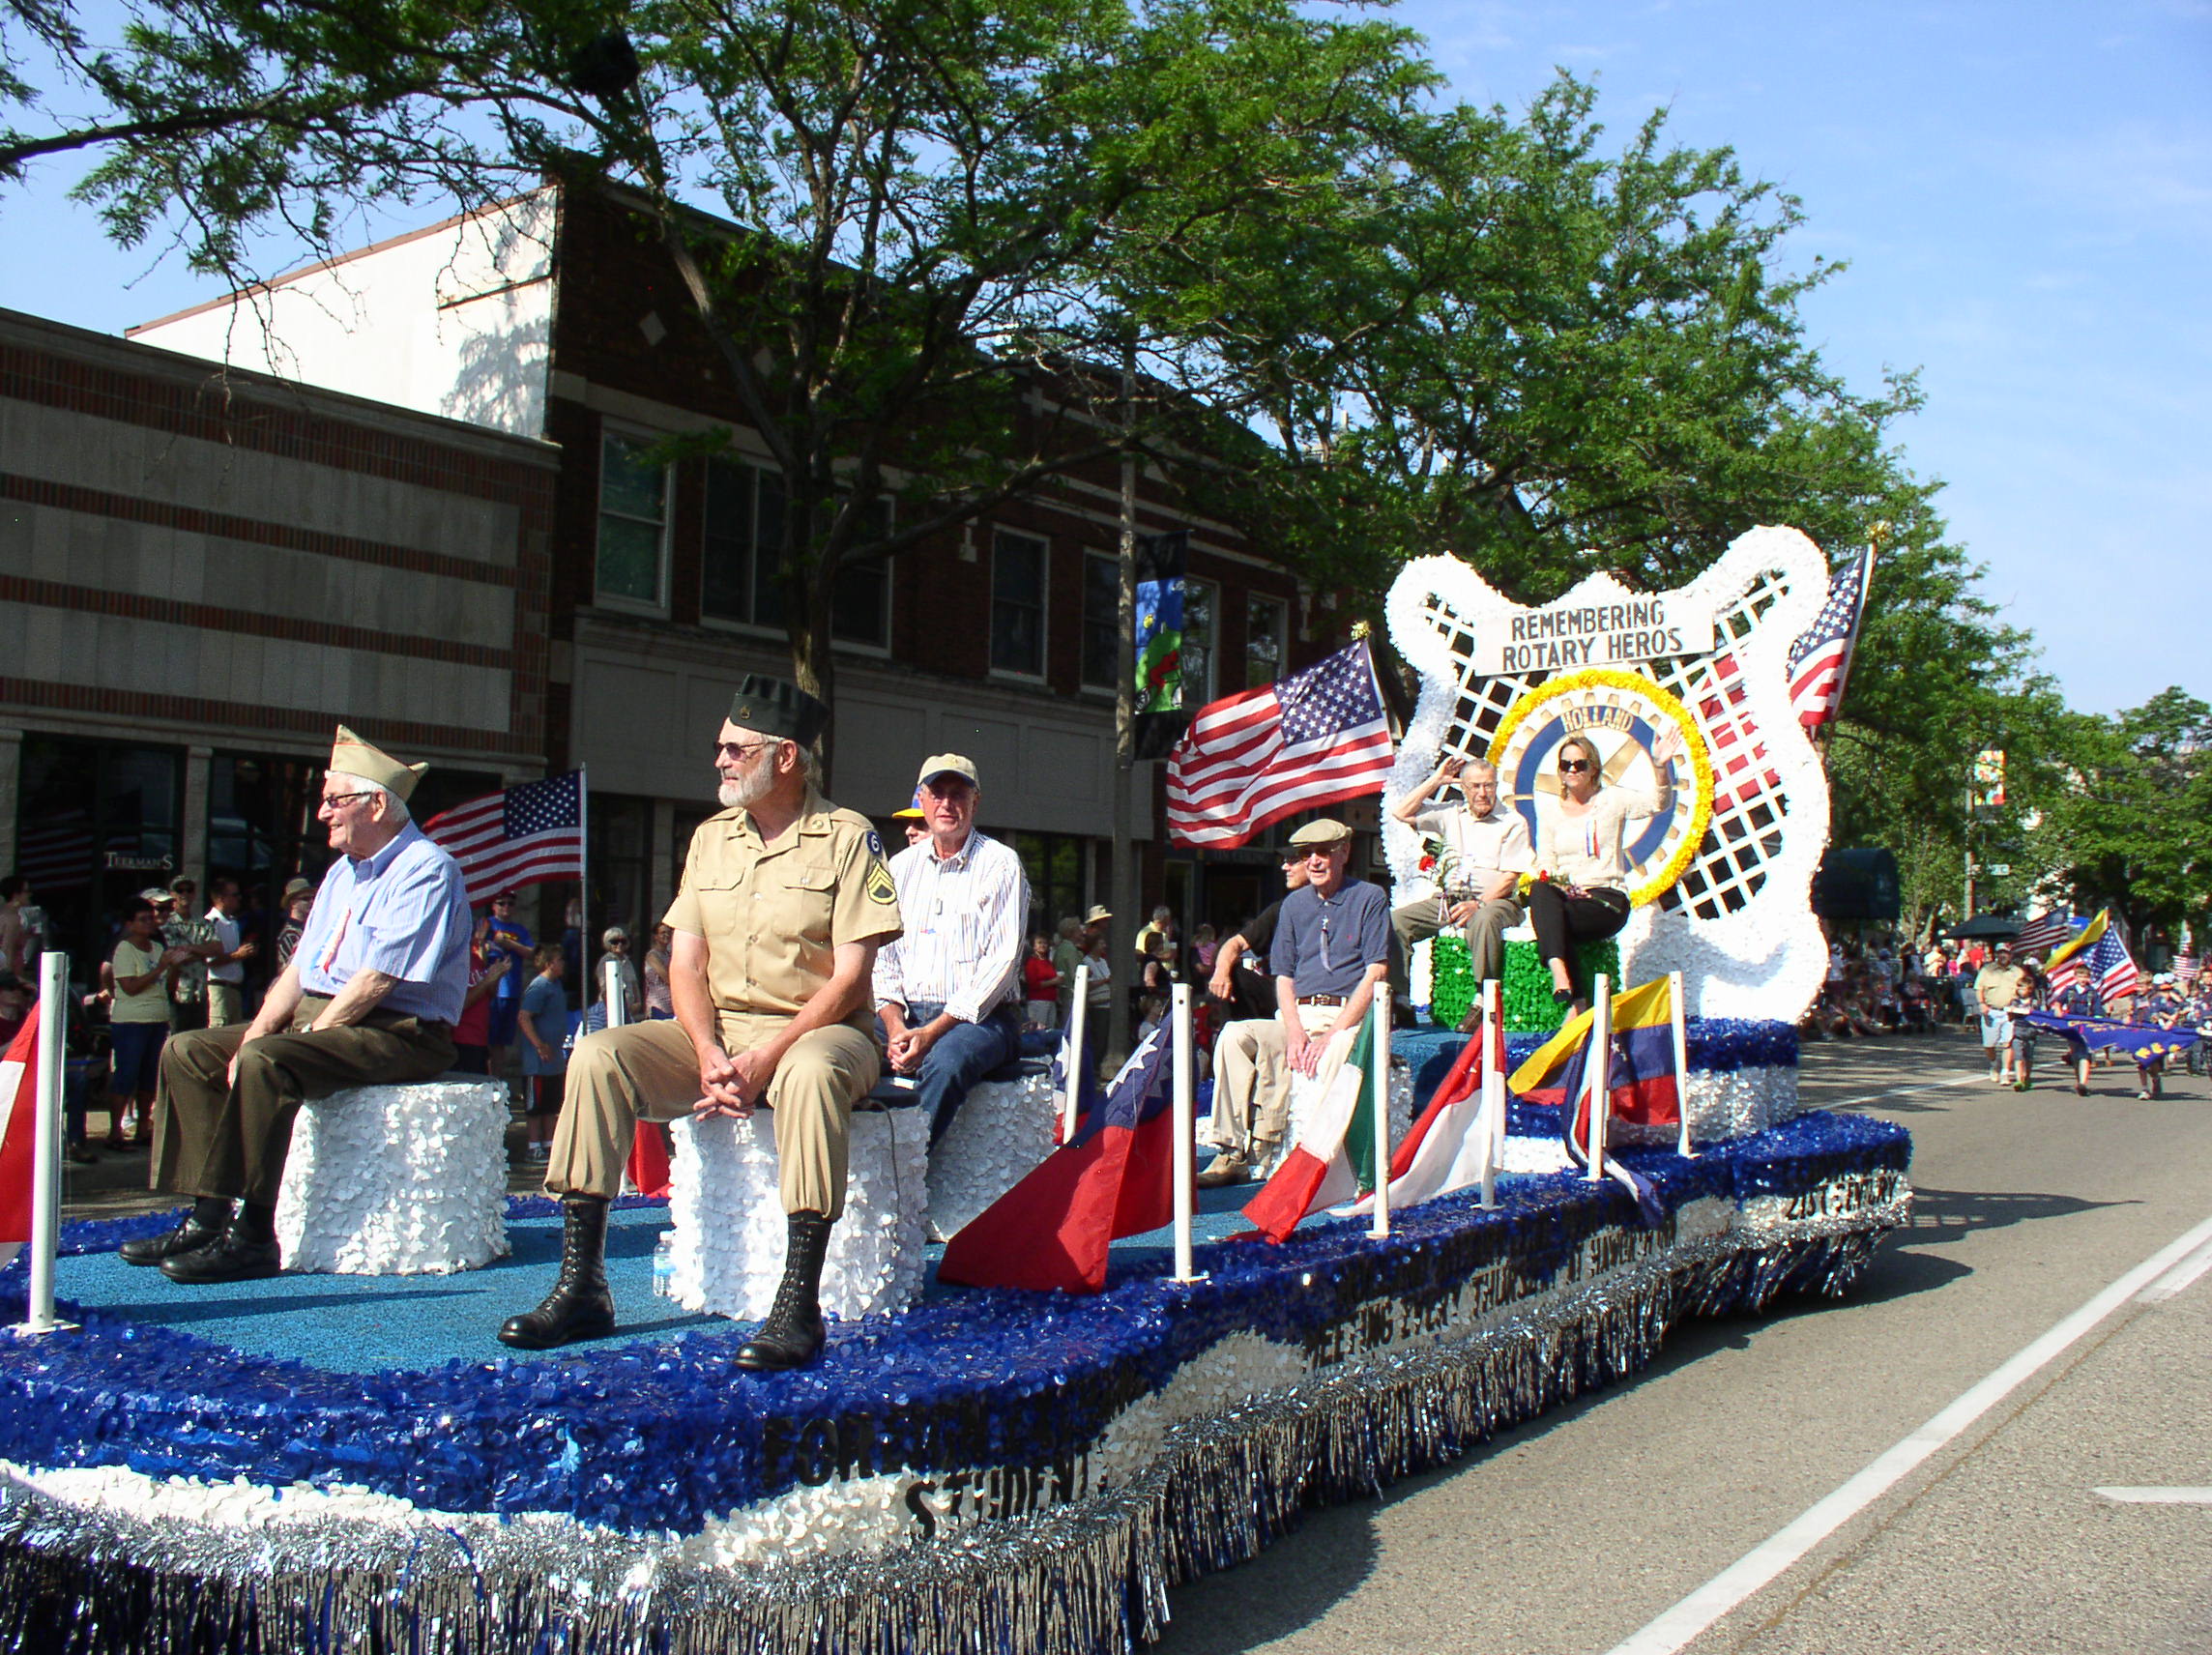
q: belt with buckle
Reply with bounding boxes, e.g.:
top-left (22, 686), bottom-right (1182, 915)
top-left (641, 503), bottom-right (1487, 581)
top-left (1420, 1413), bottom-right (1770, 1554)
top-left (1296, 994), bottom-right (1348, 1007)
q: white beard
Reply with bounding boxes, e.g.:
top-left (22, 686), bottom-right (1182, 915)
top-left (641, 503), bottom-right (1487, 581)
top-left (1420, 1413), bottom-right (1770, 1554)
top-left (718, 766), bottom-right (774, 811)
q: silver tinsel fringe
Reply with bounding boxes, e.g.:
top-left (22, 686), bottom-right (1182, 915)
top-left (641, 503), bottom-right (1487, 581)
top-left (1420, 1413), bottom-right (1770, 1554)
top-left (0, 1201), bottom-right (1900, 1655)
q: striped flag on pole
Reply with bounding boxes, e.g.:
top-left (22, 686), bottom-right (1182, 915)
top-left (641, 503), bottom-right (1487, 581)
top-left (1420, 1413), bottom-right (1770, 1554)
top-left (0, 1015), bottom-right (41, 1269)
top-left (2011, 911), bottom-right (2078, 959)
top-left (1788, 545), bottom-right (1875, 728)
top-left (423, 771), bottom-right (586, 904)
top-left (1166, 641), bottom-right (1395, 849)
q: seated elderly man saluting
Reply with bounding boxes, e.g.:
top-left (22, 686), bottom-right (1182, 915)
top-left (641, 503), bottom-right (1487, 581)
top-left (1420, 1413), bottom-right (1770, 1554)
top-left (873, 753), bottom-right (1029, 1147)
top-left (121, 727), bottom-right (469, 1283)
top-left (499, 677), bottom-right (902, 1370)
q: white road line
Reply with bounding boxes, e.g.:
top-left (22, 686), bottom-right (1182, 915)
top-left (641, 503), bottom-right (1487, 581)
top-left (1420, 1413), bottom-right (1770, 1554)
top-left (1605, 1206), bottom-right (2212, 1655)
top-left (2137, 1233), bottom-right (2212, 1302)
top-left (2094, 1487), bottom-right (2212, 1503)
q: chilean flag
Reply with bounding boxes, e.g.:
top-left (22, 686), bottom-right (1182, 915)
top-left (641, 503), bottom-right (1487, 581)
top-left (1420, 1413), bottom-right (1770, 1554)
top-left (937, 1025), bottom-right (1177, 1293)
top-left (0, 1016), bottom-right (42, 1269)
top-left (1240, 1022), bottom-right (1370, 1243)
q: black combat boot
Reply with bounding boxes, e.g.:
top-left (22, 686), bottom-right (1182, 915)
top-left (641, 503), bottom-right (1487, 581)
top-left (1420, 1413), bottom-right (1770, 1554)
top-left (498, 1197), bottom-right (616, 1350)
top-left (735, 1211), bottom-right (833, 1372)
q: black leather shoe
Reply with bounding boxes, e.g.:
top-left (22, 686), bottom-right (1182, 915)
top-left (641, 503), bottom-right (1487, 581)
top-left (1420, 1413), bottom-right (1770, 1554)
top-left (160, 1230), bottom-right (282, 1284)
top-left (736, 1212), bottom-right (833, 1373)
top-left (119, 1217), bottom-right (225, 1267)
top-left (498, 1197), bottom-right (615, 1350)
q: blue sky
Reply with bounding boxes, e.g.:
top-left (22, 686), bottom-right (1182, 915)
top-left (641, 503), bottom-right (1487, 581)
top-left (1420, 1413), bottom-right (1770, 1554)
top-left (2, 0), bottom-right (2204, 714)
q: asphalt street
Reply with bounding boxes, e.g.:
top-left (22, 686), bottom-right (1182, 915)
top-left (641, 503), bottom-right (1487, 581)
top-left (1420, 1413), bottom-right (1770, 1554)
top-left (1153, 1027), bottom-right (2212, 1655)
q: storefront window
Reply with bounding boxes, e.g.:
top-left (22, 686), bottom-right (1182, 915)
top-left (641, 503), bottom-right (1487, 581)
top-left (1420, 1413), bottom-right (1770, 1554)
top-left (15, 736), bottom-right (180, 972)
top-left (1009, 829), bottom-right (1088, 937)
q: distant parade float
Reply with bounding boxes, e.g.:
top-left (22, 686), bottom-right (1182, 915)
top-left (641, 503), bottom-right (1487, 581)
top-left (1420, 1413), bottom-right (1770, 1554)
top-left (0, 526), bottom-right (1906, 1655)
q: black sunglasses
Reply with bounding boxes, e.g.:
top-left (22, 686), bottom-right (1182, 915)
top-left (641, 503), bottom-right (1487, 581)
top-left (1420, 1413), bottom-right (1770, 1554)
top-left (1557, 758), bottom-right (1591, 773)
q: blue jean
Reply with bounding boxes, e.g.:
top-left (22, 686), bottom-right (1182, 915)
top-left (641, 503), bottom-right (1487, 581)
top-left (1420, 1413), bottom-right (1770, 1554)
top-left (881, 1003), bottom-right (1024, 1147)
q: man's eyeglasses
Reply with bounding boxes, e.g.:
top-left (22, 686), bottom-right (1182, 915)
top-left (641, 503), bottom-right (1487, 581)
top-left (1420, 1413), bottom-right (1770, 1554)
top-left (317, 792), bottom-right (376, 813)
top-left (716, 740), bottom-right (780, 764)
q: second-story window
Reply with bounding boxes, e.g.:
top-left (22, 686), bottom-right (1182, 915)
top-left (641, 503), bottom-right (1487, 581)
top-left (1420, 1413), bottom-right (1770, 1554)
top-left (1246, 593), bottom-right (1287, 688)
top-left (597, 431), bottom-right (669, 610)
top-left (992, 530), bottom-right (1048, 677)
top-left (1081, 551), bottom-right (1118, 689)
top-left (702, 455), bottom-right (784, 625)
top-left (1182, 577), bottom-right (1216, 706)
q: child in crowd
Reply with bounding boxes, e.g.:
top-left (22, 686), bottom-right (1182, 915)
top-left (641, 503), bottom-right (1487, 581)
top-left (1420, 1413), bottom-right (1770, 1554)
top-left (451, 910), bottom-right (511, 1075)
top-left (516, 944), bottom-right (568, 1161)
top-left (1023, 935), bottom-right (1061, 1031)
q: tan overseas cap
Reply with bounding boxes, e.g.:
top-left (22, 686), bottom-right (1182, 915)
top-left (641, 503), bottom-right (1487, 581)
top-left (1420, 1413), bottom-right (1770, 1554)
top-left (1287, 818), bottom-right (1353, 848)
top-left (916, 753), bottom-right (979, 788)
top-left (330, 725), bottom-right (429, 801)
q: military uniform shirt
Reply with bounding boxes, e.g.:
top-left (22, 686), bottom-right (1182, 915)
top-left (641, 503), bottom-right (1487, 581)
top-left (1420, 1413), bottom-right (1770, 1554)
top-left (664, 789), bottom-right (902, 1025)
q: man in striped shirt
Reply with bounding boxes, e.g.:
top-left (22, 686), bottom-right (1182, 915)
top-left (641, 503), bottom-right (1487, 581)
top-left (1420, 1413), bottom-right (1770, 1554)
top-left (874, 754), bottom-right (1031, 1146)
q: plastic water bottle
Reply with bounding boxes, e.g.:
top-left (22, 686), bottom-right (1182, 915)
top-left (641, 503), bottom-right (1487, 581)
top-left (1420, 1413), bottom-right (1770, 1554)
top-left (652, 1234), bottom-right (675, 1299)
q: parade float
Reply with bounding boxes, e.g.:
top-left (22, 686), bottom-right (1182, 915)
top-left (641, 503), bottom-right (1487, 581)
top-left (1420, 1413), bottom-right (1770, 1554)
top-left (0, 525), bottom-right (1908, 1655)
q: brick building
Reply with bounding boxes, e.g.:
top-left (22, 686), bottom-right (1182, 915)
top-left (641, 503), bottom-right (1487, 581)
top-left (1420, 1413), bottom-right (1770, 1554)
top-left (0, 305), bottom-right (559, 972)
top-left (125, 183), bottom-right (1347, 948)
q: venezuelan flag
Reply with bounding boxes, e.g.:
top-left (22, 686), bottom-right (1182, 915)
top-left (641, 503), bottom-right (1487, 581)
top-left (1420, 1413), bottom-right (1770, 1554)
top-left (1507, 976), bottom-right (1681, 1130)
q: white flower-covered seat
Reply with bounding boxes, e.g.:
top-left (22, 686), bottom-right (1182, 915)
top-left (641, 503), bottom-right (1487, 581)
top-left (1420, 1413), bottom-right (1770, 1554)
top-left (273, 1076), bottom-right (511, 1275)
top-left (663, 1105), bottom-right (930, 1322)
top-left (922, 1057), bottom-right (1057, 1240)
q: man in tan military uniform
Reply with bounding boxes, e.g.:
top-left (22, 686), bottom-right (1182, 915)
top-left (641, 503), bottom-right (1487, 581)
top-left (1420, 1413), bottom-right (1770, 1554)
top-left (499, 676), bottom-right (902, 1369)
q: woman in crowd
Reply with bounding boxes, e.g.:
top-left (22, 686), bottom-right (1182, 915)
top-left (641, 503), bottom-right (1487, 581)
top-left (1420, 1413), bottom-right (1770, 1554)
top-left (1022, 934), bottom-right (1061, 1031)
top-left (642, 921), bottom-right (676, 1019)
top-left (1528, 727), bottom-right (1682, 1012)
top-left (595, 927), bottom-right (642, 1021)
top-left (107, 897), bottom-right (189, 1147)
top-left (516, 944), bottom-right (568, 1161)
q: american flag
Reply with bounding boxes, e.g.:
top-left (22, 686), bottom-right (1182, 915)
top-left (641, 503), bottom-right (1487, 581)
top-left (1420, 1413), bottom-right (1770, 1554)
top-left (423, 771), bottom-right (585, 903)
top-left (2012, 910), bottom-right (2078, 959)
top-left (1694, 651), bottom-right (1781, 811)
top-left (1788, 545), bottom-right (1875, 728)
top-left (2044, 910), bottom-right (2139, 1002)
top-left (1166, 641), bottom-right (1394, 848)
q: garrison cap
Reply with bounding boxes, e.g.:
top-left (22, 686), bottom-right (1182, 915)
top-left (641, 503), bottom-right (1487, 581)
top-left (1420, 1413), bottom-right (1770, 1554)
top-left (728, 675), bottom-right (828, 746)
top-left (330, 725), bottom-right (428, 802)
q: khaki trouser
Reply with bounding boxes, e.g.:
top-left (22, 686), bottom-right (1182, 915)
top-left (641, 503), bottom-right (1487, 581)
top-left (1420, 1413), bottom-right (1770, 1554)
top-left (152, 996), bottom-right (457, 1207)
top-left (546, 1013), bottom-right (880, 1219)
top-left (1208, 1003), bottom-right (1344, 1160)
top-left (1391, 893), bottom-right (1524, 988)
top-left (207, 981), bottom-right (246, 1028)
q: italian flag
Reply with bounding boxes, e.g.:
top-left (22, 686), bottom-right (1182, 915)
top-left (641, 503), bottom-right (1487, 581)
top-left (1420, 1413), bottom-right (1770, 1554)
top-left (0, 1016), bottom-right (41, 1270)
top-left (1241, 1021), bottom-right (1374, 1243)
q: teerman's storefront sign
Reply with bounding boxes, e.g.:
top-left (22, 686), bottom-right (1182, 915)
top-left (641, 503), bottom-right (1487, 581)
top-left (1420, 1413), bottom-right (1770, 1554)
top-left (1481, 595), bottom-right (1716, 675)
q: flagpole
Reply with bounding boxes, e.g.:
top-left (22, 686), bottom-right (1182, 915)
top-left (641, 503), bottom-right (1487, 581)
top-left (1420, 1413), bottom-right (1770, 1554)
top-left (1586, 974), bottom-right (1611, 1184)
top-left (1479, 976), bottom-right (1500, 1210)
top-left (1063, 964), bottom-right (1091, 1141)
top-left (1170, 982), bottom-right (1204, 1284)
top-left (21, 951), bottom-right (74, 1336)
top-left (576, 764), bottom-right (591, 1015)
top-left (1670, 970), bottom-right (1694, 1159)
top-left (1368, 985), bottom-right (1392, 1239)
top-left (1830, 527), bottom-right (1882, 720)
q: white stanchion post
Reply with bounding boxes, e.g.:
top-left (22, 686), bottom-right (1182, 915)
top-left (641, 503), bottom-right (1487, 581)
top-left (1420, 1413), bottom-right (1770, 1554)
top-left (1586, 973), bottom-right (1612, 1183)
top-left (21, 952), bottom-right (74, 1336)
top-left (1669, 969), bottom-right (1694, 1158)
top-left (603, 958), bottom-right (628, 1029)
top-left (1369, 985), bottom-right (1393, 1238)
top-left (1170, 983), bottom-right (1205, 1284)
top-left (1063, 964), bottom-right (1091, 1141)
top-left (1479, 976), bottom-right (1500, 1210)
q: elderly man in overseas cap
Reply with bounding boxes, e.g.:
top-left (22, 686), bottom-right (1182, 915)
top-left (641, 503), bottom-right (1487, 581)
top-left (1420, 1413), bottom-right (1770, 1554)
top-left (500, 676), bottom-right (903, 1370)
top-left (873, 754), bottom-right (1030, 1147)
top-left (120, 727), bottom-right (471, 1284)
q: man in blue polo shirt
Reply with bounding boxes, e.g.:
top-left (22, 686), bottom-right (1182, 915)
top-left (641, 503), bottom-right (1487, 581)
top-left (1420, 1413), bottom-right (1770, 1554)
top-left (123, 726), bottom-right (471, 1285)
top-left (1270, 818), bottom-right (1391, 1079)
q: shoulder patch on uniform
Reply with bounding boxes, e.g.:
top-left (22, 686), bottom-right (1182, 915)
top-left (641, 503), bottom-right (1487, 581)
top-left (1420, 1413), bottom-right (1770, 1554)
top-left (865, 828), bottom-right (885, 859)
top-left (866, 858), bottom-right (897, 905)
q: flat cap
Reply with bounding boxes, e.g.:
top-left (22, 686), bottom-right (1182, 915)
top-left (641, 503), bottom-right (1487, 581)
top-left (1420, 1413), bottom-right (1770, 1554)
top-left (1287, 818), bottom-right (1353, 848)
top-left (728, 675), bottom-right (828, 746)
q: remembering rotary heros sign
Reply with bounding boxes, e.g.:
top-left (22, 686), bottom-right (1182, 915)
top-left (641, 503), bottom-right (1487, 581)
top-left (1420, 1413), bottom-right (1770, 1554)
top-left (1484, 595), bottom-right (1717, 675)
